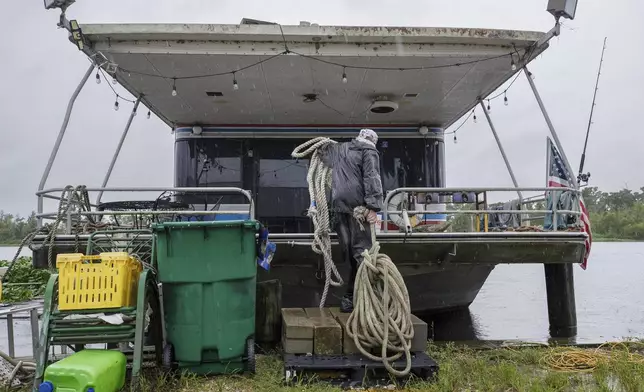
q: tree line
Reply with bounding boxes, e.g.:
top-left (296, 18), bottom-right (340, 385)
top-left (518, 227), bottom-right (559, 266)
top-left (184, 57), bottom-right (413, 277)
top-left (581, 187), bottom-right (644, 240)
top-left (0, 212), bottom-right (37, 245)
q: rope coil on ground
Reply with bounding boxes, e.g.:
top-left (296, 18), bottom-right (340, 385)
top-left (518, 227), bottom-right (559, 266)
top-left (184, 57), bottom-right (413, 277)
top-left (346, 206), bottom-right (414, 377)
top-left (292, 139), bottom-right (414, 376)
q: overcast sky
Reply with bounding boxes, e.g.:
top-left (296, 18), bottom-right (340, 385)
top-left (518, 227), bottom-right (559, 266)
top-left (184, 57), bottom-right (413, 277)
top-left (1, 0), bottom-right (642, 216)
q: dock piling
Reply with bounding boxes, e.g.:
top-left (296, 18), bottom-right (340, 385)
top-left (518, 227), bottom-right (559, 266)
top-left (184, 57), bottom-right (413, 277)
top-left (544, 264), bottom-right (577, 337)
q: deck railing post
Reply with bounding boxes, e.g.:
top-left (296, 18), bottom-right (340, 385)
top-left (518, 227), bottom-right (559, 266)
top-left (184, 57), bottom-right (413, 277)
top-left (37, 63), bottom-right (95, 228)
top-left (96, 96), bottom-right (142, 206)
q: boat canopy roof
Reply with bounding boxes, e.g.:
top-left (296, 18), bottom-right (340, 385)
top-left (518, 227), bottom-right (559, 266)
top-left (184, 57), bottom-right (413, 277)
top-left (78, 22), bottom-right (547, 128)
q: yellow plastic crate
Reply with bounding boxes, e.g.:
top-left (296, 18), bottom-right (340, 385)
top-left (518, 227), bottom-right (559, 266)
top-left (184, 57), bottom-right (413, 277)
top-left (56, 252), bottom-right (142, 311)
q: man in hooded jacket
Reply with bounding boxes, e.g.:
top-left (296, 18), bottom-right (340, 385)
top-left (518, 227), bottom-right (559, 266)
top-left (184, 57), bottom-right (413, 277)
top-left (319, 129), bottom-right (383, 312)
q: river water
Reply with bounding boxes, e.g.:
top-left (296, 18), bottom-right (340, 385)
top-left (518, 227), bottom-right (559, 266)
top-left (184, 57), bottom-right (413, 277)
top-left (0, 242), bottom-right (642, 356)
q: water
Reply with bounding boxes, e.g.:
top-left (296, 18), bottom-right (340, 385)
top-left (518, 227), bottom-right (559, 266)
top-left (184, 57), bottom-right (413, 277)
top-left (431, 242), bottom-right (644, 344)
top-left (0, 246), bottom-right (30, 261)
top-left (0, 243), bottom-right (642, 356)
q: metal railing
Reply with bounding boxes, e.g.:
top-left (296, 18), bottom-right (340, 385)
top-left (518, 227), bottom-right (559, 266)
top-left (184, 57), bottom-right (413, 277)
top-left (0, 304), bottom-right (41, 361)
top-left (382, 187), bottom-right (582, 233)
top-left (36, 187), bottom-right (255, 230)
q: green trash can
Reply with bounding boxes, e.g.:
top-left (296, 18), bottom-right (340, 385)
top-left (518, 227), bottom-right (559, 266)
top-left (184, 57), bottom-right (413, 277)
top-left (153, 220), bottom-right (259, 375)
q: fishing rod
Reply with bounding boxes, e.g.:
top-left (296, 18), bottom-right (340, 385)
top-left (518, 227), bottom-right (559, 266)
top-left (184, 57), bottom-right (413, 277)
top-left (577, 37), bottom-right (607, 186)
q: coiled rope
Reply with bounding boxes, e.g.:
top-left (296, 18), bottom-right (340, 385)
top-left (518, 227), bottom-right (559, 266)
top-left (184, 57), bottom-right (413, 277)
top-left (291, 137), bottom-right (343, 308)
top-left (346, 206), bottom-right (413, 377)
top-left (292, 138), bottom-right (413, 376)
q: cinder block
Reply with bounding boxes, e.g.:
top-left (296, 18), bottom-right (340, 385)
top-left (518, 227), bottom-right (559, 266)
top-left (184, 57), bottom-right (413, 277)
top-left (328, 308), bottom-right (360, 354)
top-left (282, 336), bottom-right (314, 354)
top-left (281, 308), bottom-right (314, 339)
top-left (410, 314), bottom-right (428, 352)
top-left (304, 308), bottom-right (342, 355)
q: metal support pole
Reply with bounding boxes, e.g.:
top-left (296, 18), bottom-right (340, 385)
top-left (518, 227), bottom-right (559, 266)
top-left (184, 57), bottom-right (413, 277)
top-left (524, 67), bottom-right (579, 189)
top-left (526, 66), bottom-right (578, 337)
top-left (37, 63), bottom-right (95, 227)
top-left (96, 97), bottom-right (141, 205)
top-left (7, 313), bottom-right (15, 358)
top-left (30, 308), bottom-right (40, 360)
top-left (479, 100), bottom-right (523, 203)
top-left (544, 263), bottom-right (577, 337)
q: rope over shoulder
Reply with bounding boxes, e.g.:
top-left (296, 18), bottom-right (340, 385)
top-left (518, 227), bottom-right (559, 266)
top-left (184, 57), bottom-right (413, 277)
top-left (292, 137), bottom-right (342, 308)
top-left (292, 138), bottom-right (414, 377)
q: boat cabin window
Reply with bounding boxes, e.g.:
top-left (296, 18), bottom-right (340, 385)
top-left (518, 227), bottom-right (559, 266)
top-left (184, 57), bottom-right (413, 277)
top-left (174, 135), bottom-right (444, 232)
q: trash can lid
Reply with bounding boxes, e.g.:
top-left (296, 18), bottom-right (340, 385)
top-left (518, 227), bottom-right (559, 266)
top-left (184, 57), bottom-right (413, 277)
top-left (38, 381), bottom-right (54, 392)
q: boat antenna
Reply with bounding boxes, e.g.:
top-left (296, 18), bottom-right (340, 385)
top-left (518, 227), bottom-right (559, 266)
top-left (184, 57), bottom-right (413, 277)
top-left (577, 37), bottom-right (607, 186)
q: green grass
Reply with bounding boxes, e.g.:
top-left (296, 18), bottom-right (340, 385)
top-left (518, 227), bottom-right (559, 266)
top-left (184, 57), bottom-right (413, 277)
top-left (131, 342), bottom-right (644, 392)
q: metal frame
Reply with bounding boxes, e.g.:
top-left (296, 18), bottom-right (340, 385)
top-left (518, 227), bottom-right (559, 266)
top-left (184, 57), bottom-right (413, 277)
top-left (0, 304), bottom-right (42, 361)
top-left (96, 97), bottom-right (142, 205)
top-left (479, 100), bottom-right (523, 203)
top-left (382, 186), bottom-right (581, 233)
top-left (37, 186), bottom-right (255, 222)
top-left (37, 64), bottom-right (95, 227)
top-left (525, 66), bottom-right (579, 189)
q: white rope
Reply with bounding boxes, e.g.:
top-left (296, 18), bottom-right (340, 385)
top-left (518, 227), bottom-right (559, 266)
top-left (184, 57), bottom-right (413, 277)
top-left (292, 138), bottom-right (414, 376)
top-left (347, 207), bottom-right (413, 377)
top-left (291, 137), bottom-right (343, 308)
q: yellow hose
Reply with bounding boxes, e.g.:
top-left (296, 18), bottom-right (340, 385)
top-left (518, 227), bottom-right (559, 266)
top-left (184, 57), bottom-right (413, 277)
top-left (541, 342), bottom-right (644, 372)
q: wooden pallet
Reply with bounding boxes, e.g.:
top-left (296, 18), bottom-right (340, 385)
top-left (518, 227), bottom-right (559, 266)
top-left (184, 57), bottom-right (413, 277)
top-left (283, 352), bottom-right (438, 388)
top-left (281, 307), bottom-right (428, 355)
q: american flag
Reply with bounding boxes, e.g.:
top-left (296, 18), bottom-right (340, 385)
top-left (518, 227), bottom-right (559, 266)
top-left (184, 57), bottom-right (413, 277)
top-left (546, 137), bottom-right (592, 269)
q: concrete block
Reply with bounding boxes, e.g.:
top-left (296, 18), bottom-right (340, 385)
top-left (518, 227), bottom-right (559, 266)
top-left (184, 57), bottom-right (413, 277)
top-left (282, 336), bottom-right (313, 354)
top-left (410, 314), bottom-right (428, 352)
top-left (328, 308), bottom-right (360, 354)
top-left (281, 308), bottom-right (313, 339)
top-left (304, 308), bottom-right (342, 355)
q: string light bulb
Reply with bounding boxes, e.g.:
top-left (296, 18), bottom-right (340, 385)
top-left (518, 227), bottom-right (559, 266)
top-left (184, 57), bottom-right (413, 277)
top-left (111, 75), bottom-right (117, 84)
top-left (342, 68), bottom-right (347, 84)
top-left (453, 134), bottom-right (458, 144)
top-left (473, 110), bottom-right (477, 124)
top-left (114, 97), bottom-right (119, 111)
top-left (232, 73), bottom-right (239, 90)
top-left (95, 71), bottom-right (101, 84)
top-left (171, 79), bottom-right (177, 97)
top-left (487, 100), bottom-right (491, 112)
top-left (504, 92), bottom-right (509, 106)
top-left (511, 59), bottom-right (517, 71)
top-left (147, 110), bottom-right (151, 119)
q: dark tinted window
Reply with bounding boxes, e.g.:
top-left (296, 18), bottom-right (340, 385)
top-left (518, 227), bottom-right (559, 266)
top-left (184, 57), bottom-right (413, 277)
top-left (379, 138), bottom-right (444, 191)
top-left (196, 140), bottom-right (242, 187)
top-left (259, 159), bottom-right (309, 188)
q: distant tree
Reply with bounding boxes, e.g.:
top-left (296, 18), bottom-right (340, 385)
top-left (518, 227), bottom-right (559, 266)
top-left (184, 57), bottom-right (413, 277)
top-left (0, 211), bottom-right (37, 245)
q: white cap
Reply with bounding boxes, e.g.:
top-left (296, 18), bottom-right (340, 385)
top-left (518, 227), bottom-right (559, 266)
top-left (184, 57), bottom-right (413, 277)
top-left (358, 128), bottom-right (378, 145)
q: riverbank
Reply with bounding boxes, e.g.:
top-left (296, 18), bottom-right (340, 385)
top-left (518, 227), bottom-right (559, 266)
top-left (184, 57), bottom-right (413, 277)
top-left (127, 342), bottom-right (644, 392)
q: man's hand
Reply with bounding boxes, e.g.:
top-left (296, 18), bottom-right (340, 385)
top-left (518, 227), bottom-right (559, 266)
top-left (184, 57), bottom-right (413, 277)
top-left (366, 210), bottom-right (378, 224)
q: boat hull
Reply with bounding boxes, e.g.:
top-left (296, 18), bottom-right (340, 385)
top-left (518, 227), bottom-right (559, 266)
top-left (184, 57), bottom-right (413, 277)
top-left (257, 262), bottom-right (494, 315)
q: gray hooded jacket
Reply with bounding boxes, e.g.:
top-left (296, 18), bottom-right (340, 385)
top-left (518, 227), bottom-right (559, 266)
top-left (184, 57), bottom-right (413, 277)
top-left (320, 139), bottom-right (384, 213)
